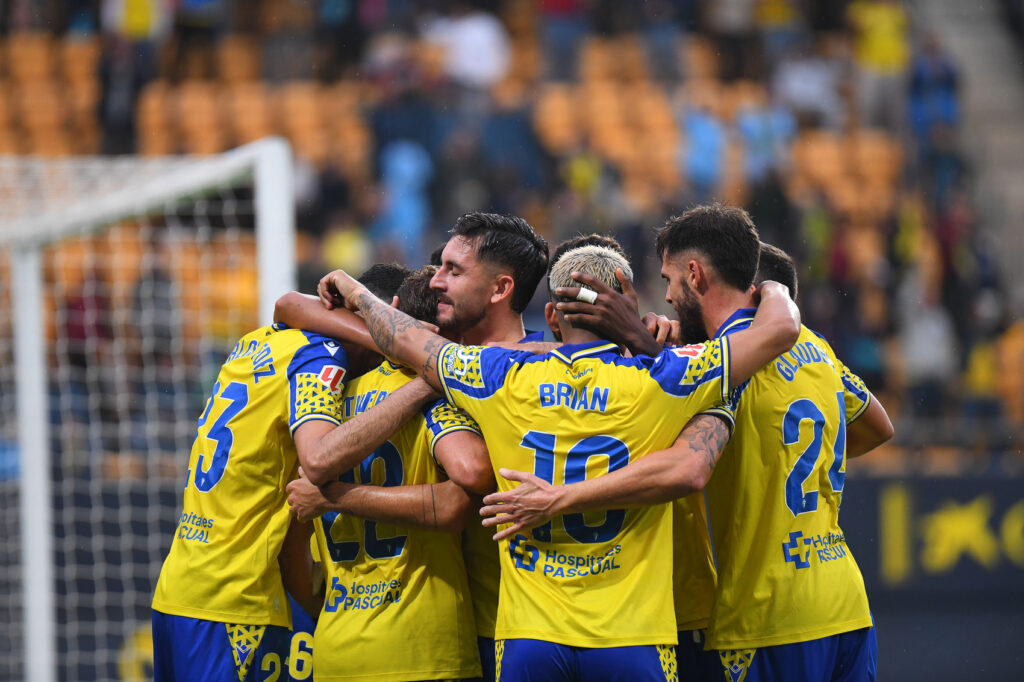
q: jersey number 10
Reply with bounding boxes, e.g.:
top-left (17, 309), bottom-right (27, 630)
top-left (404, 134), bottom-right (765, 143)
top-left (521, 431), bottom-right (631, 544)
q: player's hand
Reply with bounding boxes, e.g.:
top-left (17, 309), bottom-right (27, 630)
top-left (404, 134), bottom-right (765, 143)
top-left (317, 269), bottom-right (363, 311)
top-left (287, 468), bottom-right (331, 521)
top-left (554, 270), bottom-right (661, 356)
top-left (752, 280), bottom-right (786, 304)
top-left (480, 469), bottom-right (562, 542)
top-left (641, 312), bottom-right (681, 347)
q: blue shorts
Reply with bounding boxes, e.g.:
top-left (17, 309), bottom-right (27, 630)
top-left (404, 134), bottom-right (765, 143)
top-left (152, 610), bottom-right (291, 682)
top-left (475, 636), bottom-right (496, 682)
top-left (496, 638), bottom-right (677, 682)
top-left (676, 630), bottom-right (719, 682)
top-left (714, 627), bottom-right (877, 682)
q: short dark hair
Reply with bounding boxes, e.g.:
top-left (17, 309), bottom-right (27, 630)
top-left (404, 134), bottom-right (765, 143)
top-left (655, 203), bottom-right (760, 292)
top-left (395, 265), bottom-right (439, 324)
top-left (428, 243), bottom-right (446, 266)
top-left (550, 233), bottom-right (627, 273)
top-left (358, 263), bottom-right (410, 302)
top-left (755, 242), bottom-right (798, 302)
top-left (450, 212), bottom-right (549, 314)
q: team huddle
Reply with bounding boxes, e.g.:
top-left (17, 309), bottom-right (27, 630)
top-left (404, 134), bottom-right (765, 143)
top-left (151, 205), bottom-right (893, 682)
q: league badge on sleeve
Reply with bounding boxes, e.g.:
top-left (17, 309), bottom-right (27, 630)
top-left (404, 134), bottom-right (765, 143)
top-left (318, 365), bottom-right (346, 393)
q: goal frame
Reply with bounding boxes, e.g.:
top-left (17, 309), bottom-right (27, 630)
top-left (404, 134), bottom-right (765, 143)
top-left (5, 137), bottom-right (295, 682)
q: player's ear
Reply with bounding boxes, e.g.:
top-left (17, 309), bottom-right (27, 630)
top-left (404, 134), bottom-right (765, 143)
top-left (490, 273), bottom-right (515, 305)
top-left (391, 295), bottom-right (400, 309)
top-left (690, 260), bottom-right (710, 295)
top-left (544, 302), bottom-right (561, 339)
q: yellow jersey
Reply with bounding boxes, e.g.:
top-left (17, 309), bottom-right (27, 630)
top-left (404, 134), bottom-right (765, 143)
top-left (313, 362), bottom-right (480, 682)
top-left (673, 493), bottom-right (717, 631)
top-left (438, 339), bottom-right (736, 648)
top-left (449, 329), bottom-right (546, 641)
top-left (704, 309), bottom-right (873, 649)
top-left (153, 325), bottom-right (349, 627)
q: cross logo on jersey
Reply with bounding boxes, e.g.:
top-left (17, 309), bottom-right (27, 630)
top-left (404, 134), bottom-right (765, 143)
top-left (319, 365), bottom-right (346, 393)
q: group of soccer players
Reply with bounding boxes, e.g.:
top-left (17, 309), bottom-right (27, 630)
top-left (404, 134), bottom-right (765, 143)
top-left (151, 204), bottom-right (893, 682)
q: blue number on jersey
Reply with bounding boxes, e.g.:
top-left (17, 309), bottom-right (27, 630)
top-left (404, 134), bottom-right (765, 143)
top-left (193, 380), bottom-right (249, 492)
top-left (521, 430), bottom-right (630, 543)
top-left (783, 391), bottom-right (847, 516)
top-left (321, 441), bottom-right (408, 562)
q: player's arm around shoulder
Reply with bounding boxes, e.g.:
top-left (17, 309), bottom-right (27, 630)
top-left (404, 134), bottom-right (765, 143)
top-left (274, 291), bottom-right (378, 353)
top-left (727, 281), bottom-right (801, 387)
top-left (293, 377), bottom-right (438, 486)
top-left (288, 469), bottom-right (478, 534)
top-left (480, 413), bottom-right (732, 542)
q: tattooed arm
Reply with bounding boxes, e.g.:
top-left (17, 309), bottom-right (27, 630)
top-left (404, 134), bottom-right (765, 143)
top-left (478, 414), bottom-right (731, 541)
top-left (319, 269), bottom-right (448, 392)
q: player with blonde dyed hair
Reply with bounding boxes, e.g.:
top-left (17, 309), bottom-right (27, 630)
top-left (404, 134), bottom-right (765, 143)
top-left (547, 245), bottom-right (633, 299)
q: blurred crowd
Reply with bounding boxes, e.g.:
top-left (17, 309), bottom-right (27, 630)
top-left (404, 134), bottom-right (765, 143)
top-left (2, 0), bottom-right (1023, 452)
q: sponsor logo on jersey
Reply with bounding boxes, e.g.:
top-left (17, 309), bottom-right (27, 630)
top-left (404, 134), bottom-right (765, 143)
top-left (325, 576), bottom-right (403, 612)
top-left (319, 365), bottom-right (346, 393)
top-left (323, 340), bottom-right (340, 357)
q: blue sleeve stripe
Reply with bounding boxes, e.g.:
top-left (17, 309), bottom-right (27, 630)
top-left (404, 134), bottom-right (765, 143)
top-left (429, 425), bottom-right (483, 456)
top-left (289, 413), bottom-right (341, 435)
top-left (846, 390), bottom-right (871, 423)
top-left (438, 343), bottom-right (460, 406)
top-left (720, 336), bottom-right (731, 403)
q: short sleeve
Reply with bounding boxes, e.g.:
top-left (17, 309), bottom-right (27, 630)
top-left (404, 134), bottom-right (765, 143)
top-left (422, 398), bottom-right (483, 465)
top-left (838, 360), bottom-right (871, 423)
top-left (286, 337), bottom-right (349, 433)
top-left (648, 337), bottom-right (732, 404)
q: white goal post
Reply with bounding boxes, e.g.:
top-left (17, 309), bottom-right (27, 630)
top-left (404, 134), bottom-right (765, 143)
top-left (0, 138), bottom-right (295, 682)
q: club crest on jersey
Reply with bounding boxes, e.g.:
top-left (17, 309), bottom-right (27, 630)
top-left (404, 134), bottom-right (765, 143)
top-left (319, 365), bottom-right (346, 393)
top-left (671, 343), bottom-right (705, 358)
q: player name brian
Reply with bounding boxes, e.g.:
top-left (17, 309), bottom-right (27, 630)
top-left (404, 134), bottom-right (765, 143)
top-left (538, 382), bottom-right (610, 412)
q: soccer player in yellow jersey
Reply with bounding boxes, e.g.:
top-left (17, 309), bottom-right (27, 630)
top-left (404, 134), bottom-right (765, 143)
top-left (151, 265), bottom-right (408, 682)
top-left (288, 266), bottom-right (483, 681)
top-left (480, 207), bottom-right (894, 682)
top-left (278, 212), bottom-right (550, 681)
top-left (316, 238), bottom-right (799, 681)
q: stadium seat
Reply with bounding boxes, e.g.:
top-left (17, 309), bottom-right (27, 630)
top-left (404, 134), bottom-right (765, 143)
top-left (5, 32), bottom-right (55, 84)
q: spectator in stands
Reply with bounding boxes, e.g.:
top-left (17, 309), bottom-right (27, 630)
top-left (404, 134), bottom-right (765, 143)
top-left (898, 268), bottom-right (959, 419)
top-left (538, 0), bottom-right (589, 81)
top-left (679, 92), bottom-right (725, 203)
top-left (169, 0), bottom-right (226, 82)
top-left (422, 0), bottom-right (510, 116)
top-left (315, 0), bottom-right (367, 80)
top-left (98, 0), bottom-right (166, 153)
top-left (755, 0), bottom-right (807, 68)
top-left (705, 0), bottom-right (757, 81)
top-left (909, 33), bottom-right (960, 157)
top-left (847, 0), bottom-right (911, 132)
top-left (771, 38), bottom-right (846, 129)
top-left (369, 139), bottom-right (434, 265)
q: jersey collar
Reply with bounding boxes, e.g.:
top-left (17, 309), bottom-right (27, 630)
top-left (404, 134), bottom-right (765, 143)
top-left (521, 329), bottom-right (545, 342)
top-left (550, 340), bottom-right (621, 365)
top-left (715, 307), bottom-right (757, 338)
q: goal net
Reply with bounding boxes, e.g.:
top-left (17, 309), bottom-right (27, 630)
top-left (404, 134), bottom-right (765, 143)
top-left (0, 139), bottom-right (294, 682)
